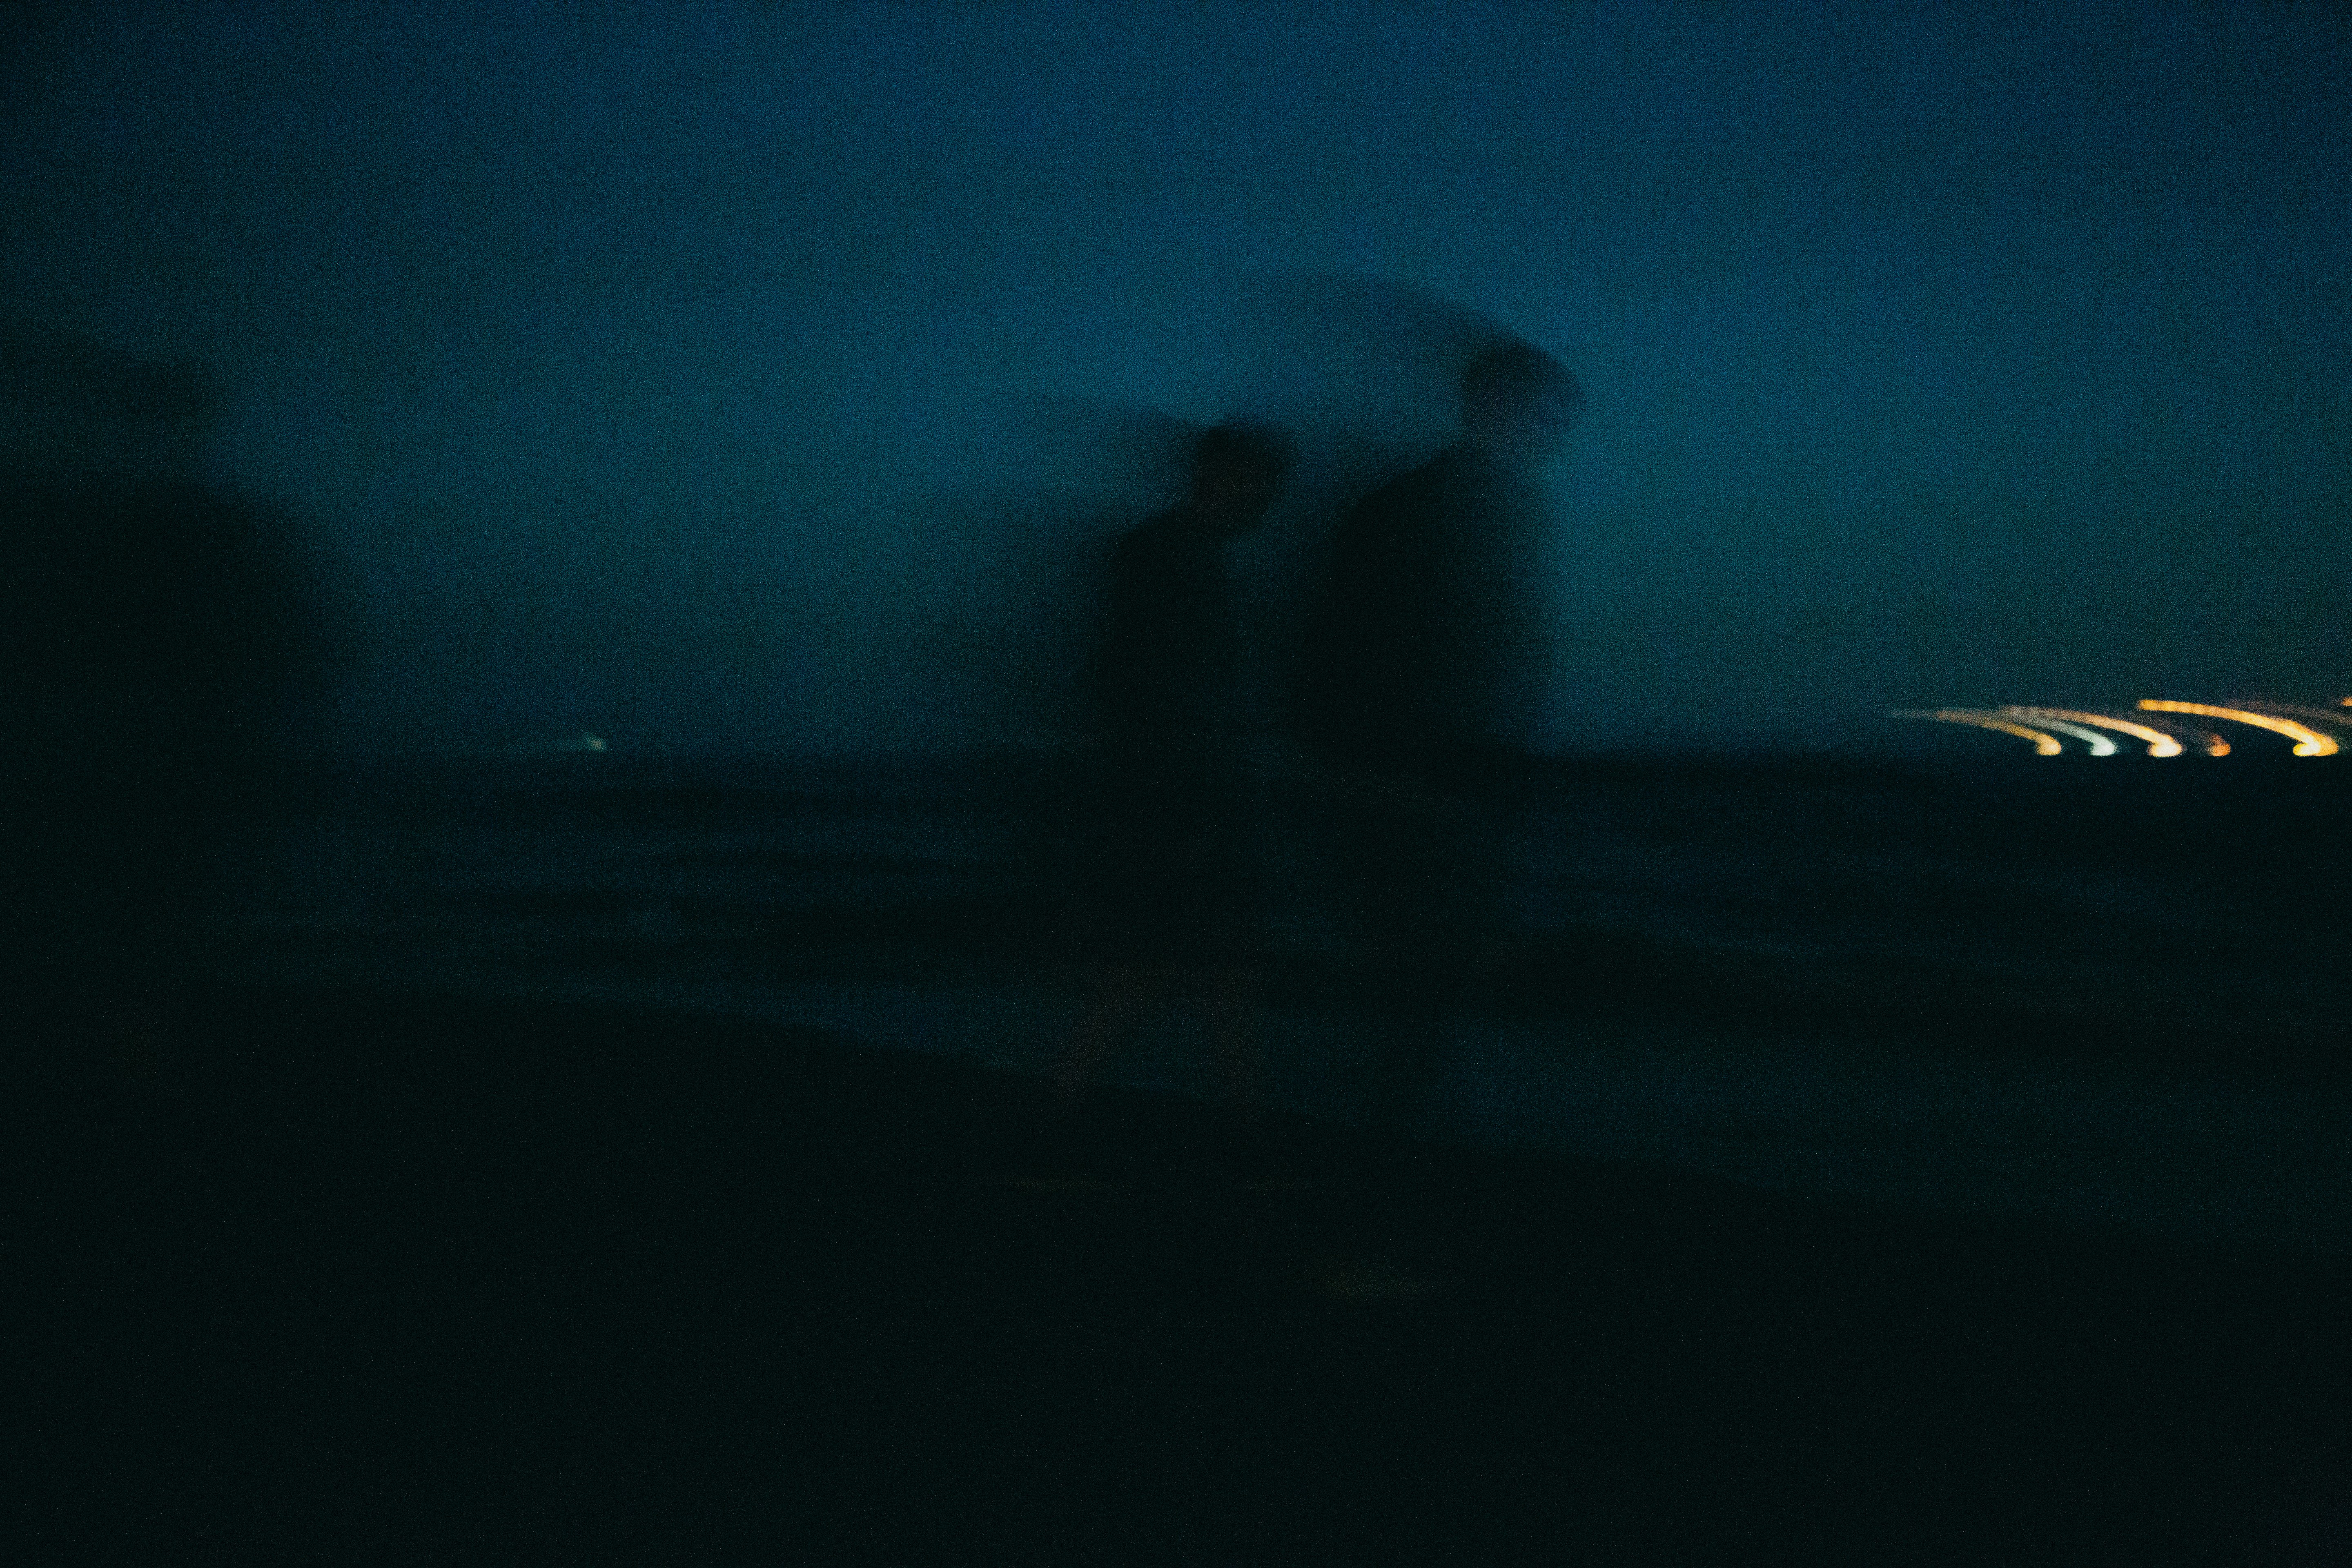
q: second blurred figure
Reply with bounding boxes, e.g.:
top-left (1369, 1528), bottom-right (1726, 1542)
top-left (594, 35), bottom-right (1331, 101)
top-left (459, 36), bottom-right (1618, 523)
top-left (1056, 422), bottom-right (1297, 1128)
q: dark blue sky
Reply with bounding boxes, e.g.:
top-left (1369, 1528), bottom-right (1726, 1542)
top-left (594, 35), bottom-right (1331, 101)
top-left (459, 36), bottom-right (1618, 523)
top-left (6, 0), bottom-right (2347, 754)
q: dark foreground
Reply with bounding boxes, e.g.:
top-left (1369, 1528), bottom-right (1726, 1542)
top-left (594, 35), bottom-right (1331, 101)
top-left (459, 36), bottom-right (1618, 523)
top-left (16, 987), bottom-right (2348, 1564)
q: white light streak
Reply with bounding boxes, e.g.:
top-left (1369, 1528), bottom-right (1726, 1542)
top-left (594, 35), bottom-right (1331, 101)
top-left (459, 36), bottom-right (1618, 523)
top-left (2000, 708), bottom-right (2182, 757)
top-left (2027, 719), bottom-right (2117, 755)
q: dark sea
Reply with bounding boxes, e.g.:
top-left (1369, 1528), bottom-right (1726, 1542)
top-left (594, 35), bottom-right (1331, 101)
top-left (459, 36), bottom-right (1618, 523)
top-left (212, 748), bottom-right (2352, 1252)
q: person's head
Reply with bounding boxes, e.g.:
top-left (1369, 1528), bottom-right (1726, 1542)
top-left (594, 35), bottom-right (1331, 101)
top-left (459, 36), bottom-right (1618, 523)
top-left (1187, 420), bottom-right (1296, 537)
top-left (1460, 341), bottom-right (1583, 463)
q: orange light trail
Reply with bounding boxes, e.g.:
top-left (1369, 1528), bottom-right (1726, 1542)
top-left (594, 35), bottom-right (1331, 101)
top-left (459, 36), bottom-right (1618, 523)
top-left (2136, 701), bottom-right (2339, 757)
top-left (1891, 710), bottom-right (2063, 755)
top-left (2239, 702), bottom-right (2352, 733)
top-left (2000, 708), bottom-right (2183, 757)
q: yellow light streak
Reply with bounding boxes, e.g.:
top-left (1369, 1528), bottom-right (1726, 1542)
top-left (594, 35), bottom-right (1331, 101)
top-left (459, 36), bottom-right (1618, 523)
top-left (2000, 708), bottom-right (2182, 757)
top-left (1891, 710), bottom-right (2063, 755)
top-left (2136, 701), bottom-right (2339, 757)
top-left (2238, 702), bottom-right (2352, 733)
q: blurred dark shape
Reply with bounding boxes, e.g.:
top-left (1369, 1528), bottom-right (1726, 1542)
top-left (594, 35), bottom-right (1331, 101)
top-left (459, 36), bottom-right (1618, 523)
top-left (1293, 334), bottom-right (1582, 1146)
top-left (1096, 420), bottom-right (1297, 769)
top-left (0, 326), bottom-right (221, 484)
top-left (1000, 393), bottom-right (1207, 502)
top-left (1055, 420), bottom-right (1296, 1127)
top-left (1298, 339), bottom-right (1583, 772)
top-left (1, 332), bottom-right (337, 1085)
top-left (902, 396), bottom-right (1206, 753)
top-left (1231, 269), bottom-right (1528, 419)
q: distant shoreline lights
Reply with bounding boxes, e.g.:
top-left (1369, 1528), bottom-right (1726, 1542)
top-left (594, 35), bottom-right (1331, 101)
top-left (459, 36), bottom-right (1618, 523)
top-left (1892, 701), bottom-right (2352, 757)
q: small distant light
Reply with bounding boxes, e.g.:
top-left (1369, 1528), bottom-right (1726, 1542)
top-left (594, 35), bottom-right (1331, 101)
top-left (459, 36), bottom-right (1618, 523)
top-left (2136, 701), bottom-right (2338, 757)
top-left (1891, 710), bottom-right (2064, 755)
top-left (2001, 708), bottom-right (2182, 758)
top-left (584, 733), bottom-right (607, 752)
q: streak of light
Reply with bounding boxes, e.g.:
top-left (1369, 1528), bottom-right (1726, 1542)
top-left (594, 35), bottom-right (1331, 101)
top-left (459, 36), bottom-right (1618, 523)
top-left (2136, 701), bottom-right (2339, 757)
top-left (2000, 708), bottom-right (2183, 757)
top-left (2025, 719), bottom-right (2116, 755)
top-left (1890, 710), bottom-right (2063, 755)
top-left (2236, 702), bottom-right (2352, 734)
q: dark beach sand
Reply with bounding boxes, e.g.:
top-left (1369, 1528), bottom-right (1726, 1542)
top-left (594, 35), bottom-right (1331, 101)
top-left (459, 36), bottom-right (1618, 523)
top-left (16, 985), bottom-right (2348, 1563)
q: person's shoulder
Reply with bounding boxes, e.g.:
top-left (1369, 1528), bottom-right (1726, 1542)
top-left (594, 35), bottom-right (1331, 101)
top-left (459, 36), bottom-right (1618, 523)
top-left (1376, 443), bottom-right (1479, 505)
top-left (1111, 511), bottom-right (1171, 564)
top-left (1120, 508), bottom-right (1191, 546)
top-left (1333, 446), bottom-right (1461, 545)
top-left (1124, 509), bottom-right (1218, 566)
top-left (1412, 440), bottom-right (1511, 495)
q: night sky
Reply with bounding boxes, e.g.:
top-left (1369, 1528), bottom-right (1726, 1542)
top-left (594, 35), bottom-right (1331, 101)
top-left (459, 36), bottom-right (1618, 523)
top-left (7, 0), bottom-right (2347, 756)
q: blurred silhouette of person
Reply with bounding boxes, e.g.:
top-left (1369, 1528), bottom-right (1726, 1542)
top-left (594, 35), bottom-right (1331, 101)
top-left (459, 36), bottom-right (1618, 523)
top-left (1049, 420), bottom-right (1296, 1167)
top-left (3, 336), bottom-right (334, 1099)
top-left (1293, 339), bottom-right (1582, 1283)
top-left (1300, 339), bottom-right (1582, 773)
top-left (4, 481), bottom-right (331, 1094)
